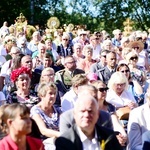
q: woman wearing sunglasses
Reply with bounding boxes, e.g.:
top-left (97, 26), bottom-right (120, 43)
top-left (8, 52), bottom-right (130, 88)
top-left (125, 51), bottom-right (146, 87)
top-left (91, 80), bottom-right (127, 147)
top-left (117, 63), bottom-right (144, 105)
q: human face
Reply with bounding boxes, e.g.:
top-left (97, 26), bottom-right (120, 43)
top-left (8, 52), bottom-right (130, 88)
top-left (113, 83), bottom-right (126, 95)
top-left (74, 98), bottom-right (99, 133)
top-left (41, 70), bottom-right (55, 82)
top-left (97, 83), bottom-right (108, 101)
top-left (100, 52), bottom-right (107, 66)
top-left (62, 37), bottom-right (69, 46)
top-left (64, 57), bottom-right (76, 71)
top-left (92, 37), bottom-right (99, 44)
top-left (39, 46), bottom-right (46, 54)
top-left (116, 32), bottom-right (122, 40)
top-left (129, 55), bottom-right (138, 65)
top-left (10, 112), bottom-right (32, 135)
top-left (80, 34), bottom-right (87, 40)
top-left (119, 66), bottom-right (130, 79)
top-left (105, 44), bottom-right (112, 50)
top-left (74, 46), bottom-right (82, 56)
top-left (43, 57), bottom-right (53, 68)
top-left (45, 40), bottom-right (52, 49)
top-left (21, 56), bottom-right (33, 70)
top-left (106, 53), bottom-right (117, 69)
top-left (16, 74), bottom-right (30, 90)
top-left (42, 88), bottom-right (56, 106)
top-left (84, 48), bottom-right (93, 58)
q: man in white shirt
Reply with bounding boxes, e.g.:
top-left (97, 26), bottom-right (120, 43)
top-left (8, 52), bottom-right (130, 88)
top-left (55, 94), bottom-right (122, 150)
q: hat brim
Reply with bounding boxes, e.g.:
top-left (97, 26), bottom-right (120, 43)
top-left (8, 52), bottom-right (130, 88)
top-left (127, 41), bottom-right (144, 53)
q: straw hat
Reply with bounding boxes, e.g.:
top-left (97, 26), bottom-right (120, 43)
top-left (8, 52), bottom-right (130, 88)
top-left (127, 41), bottom-right (144, 53)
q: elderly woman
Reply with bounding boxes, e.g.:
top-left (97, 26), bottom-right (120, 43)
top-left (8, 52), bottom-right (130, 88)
top-left (117, 63), bottom-right (144, 105)
top-left (30, 82), bottom-right (61, 140)
top-left (92, 80), bottom-right (127, 146)
top-left (72, 43), bottom-right (84, 64)
top-left (32, 42), bottom-right (47, 70)
top-left (27, 31), bottom-right (41, 53)
top-left (125, 50), bottom-right (146, 86)
top-left (0, 104), bottom-right (44, 149)
top-left (128, 40), bottom-right (149, 70)
top-left (101, 39), bottom-right (114, 51)
top-left (7, 66), bottom-right (39, 108)
top-left (106, 71), bottom-right (137, 109)
top-left (77, 44), bottom-right (96, 73)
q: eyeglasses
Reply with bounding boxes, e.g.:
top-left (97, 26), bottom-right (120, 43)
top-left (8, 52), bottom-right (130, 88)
top-left (96, 34), bottom-right (101, 37)
top-left (98, 87), bottom-right (109, 92)
top-left (130, 56), bottom-right (138, 60)
top-left (116, 83), bottom-right (125, 87)
top-left (63, 39), bottom-right (68, 41)
top-left (132, 47), bottom-right (139, 49)
top-left (80, 34), bottom-right (86, 36)
top-left (94, 38), bottom-right (99, 40)
top-left (121, 70), bottom-right (129, 73)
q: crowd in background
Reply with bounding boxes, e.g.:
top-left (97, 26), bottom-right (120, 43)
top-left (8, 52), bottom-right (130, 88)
top-left (0, 20), bottom-right (150, 149)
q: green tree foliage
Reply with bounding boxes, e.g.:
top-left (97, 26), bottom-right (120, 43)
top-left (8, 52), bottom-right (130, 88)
top-left (0, 0), bottom-right (150, 33)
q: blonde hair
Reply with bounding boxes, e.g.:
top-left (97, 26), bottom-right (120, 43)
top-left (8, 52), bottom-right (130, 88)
top-left (108, 71), bottom-right (128, 90)
top-left (71, 74), bottom-right (87, 87)
top-left (82, 44), bottom-right (93, 55)
top-left (37, 82), bottom-right (57, 98)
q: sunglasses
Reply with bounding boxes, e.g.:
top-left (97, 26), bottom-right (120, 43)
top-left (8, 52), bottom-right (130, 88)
top-left (80, 34), bottom-right (86, 36)
top-left (130, 56), bottom-right (138, 60)
top-left (98, 87), bottom-right (109, 92)
top-left (121, 70), bottom-right (129, 73)
top-left (63, 39), bottom-right (68, 41)
top-left (132, 47), bottom-right (139, 49)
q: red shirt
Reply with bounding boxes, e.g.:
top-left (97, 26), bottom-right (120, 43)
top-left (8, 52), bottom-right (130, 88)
top-left (0, 135), bottom-right (44, 150)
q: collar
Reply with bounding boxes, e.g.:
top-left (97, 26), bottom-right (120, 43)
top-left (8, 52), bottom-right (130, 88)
top-left (77, 126), bottom-right (98, 143)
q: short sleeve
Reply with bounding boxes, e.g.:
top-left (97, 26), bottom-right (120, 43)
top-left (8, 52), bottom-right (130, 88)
top-left (30, 105), bottom-right (42, 117)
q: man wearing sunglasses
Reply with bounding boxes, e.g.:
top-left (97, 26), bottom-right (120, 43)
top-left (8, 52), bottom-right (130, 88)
top-left (97, 51), bottom-right (117, 85)
top-left (90, 49), bottom-right (109, 73)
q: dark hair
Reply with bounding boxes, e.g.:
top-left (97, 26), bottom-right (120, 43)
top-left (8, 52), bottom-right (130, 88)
top-left (116, 63), bottom-right (131, 80)
top-left (100, 49), bottom-right (111, 55)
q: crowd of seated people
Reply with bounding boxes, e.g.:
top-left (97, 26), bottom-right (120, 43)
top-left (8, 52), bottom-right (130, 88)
top-left (1, 23), bottom-right (150, 149)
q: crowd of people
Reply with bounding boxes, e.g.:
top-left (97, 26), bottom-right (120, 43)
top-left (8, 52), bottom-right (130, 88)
top-left (0, 20), bottom-right (150, 150)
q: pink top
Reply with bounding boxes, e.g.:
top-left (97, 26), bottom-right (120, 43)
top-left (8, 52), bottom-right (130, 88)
top-left (0, 135), bottom-right (44, 150)
top-left (77, 59), bottom-right (96, 73)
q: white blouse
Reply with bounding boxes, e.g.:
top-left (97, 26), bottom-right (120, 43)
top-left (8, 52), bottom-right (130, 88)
top-left (106, 89), bottom-right (136, 108)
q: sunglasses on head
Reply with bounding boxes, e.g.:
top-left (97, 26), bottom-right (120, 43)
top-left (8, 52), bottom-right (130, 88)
top-left (121, 70), bottom-right (129, 73)
top-left (98, 87), bottom-right (109, 92)
top-left (130, 56), bottom-right (138, 60)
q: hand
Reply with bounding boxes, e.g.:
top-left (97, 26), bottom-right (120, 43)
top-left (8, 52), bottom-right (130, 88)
top-left (127, 102), bottom-right (137, 109)
top-left (116, 133), bottom-right (127, 146)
